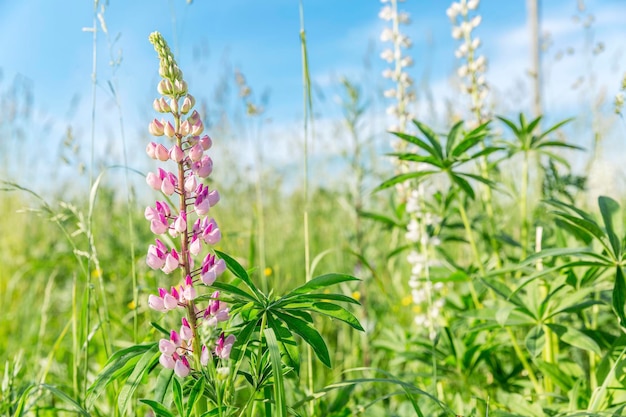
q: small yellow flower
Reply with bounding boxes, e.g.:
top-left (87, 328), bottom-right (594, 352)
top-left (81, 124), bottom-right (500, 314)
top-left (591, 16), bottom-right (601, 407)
top-left (127, 300), bottom-right (136, 310)
top-left (264, 267), bottom-right (272, 277)
top-left (352, 291), bottom-right (361, 301)
top-left (401, 295), bottom-right (412, 306)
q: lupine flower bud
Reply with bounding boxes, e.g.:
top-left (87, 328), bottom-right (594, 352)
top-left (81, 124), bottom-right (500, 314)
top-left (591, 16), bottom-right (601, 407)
top-left (163, 290), bottom-right (178, 310)
top-left (188, 110), bottom-right (201, 125)
top-left (189, 144), bottom-right (204, 162)
top-left (170, 145), bottom-right (184, 162)
top-left (147, 243), bottom-right (167, 269)
top-left (160, 354), bottom-right (175, 369)
top-left (183, 275), bottom-right (197, 300)
top-left (215, 334), bottom-right (236, 360)
top-left (189, 234), bottom-right (201, 256)
top-left (180, 317), bottom-right (193, 341)
top-left (146, 142), bottom-right (157, 159)
top-left (162, 249), bottom-right (180, 274)
top-left (179, 120), bottom-right (191, 137)
top-left (174, 356), bottom-right (190, 378)
top-left (155, 143), bottom-right (169, 161)
top-left (164, 121), bottom-right (176, 138)
top-left (170, 97), bottom-right (179, 113)
top-left (201, 345), bottom-right (211, 366)
top-left (199, 135), bottom-right (212, 150)
top-left (148, 294), bottom-right (166, 312)
top-left (174, 212), bottom-right (187, 233)
top-left (181, 95), bottom-right (195, 114)
top-left (191, 120), bottom-right (204, 136)
top-left (184, 175), bottom-right (198, 193)
top-left (149, 119), bottom-right (165, 136)
top-left (159, 338), bottom-right (177, 355)
top-left (157, 79), bottom-right (173, 95)
top-left (174, 79), bottom-right (188, 95)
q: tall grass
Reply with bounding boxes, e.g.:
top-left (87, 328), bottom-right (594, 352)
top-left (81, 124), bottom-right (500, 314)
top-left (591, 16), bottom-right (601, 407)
top-left (1, 1), bottom-right (626, 416)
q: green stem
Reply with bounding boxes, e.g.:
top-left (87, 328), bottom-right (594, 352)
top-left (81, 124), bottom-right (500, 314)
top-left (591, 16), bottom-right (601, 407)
top-left (521, 150), bottom-right (529, 260)
top-left (456, 200), bottom-right (482, 308)
top-left (506, 327), bottom-right (543, 395)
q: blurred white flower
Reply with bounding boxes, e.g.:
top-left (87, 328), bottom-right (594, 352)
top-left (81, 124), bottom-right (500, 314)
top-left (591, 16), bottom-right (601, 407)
top-left (380, 49), bottom-right (394, 63)
top-left (380, 27), bottom-right (394, 42)
top-left (452, 26), bottom-right (463, 39)
top-left (383, 88), bottom-right (397, 98)
top-left (379, 6), bottom-right (393, 21)
top-left (400, 56), bottom-right (414, 67)
top-left (467, 0), bottom-right (479, 9)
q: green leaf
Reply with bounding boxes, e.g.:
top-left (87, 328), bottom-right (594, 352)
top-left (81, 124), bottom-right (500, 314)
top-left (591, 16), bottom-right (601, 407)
top-left (307, 302), bottom-right (364, 331)
top-left (613, 266), bottom-right (626, 330)
top-left (413, 120), bottom-right (444, 159)
top-left (185, 377), bottom-right (205, 417)
top-left (535, 360), bottom-right (574, 392)
top-left (551, 211), bottom-right (609, 249)
top-left (273, 311), bottom-right (331, 367)
top-left (598, 196), bottom-right (622, 258)
top-left (267, 314), bottom-right (300, 375)
top-left (215, 250), bottom-right (263, 299)
top-left (40, 384), bottom-right (90, 416)
top-left (450, 133), bottom-right (485, 158)
top-left (140, 399), bottom-right (175, 417)
top-left (13, 384), bottom-right (36, 417)
top-left (374, 171), bottom-right (437, 192)
top-left (445, 120), bottom-right (464, 156)
top-left (538, 117), bottom-right (574, 140)
top-left (450, 173), bottom-right (475, 199)
top-left (285, 293), bottom-right (360, 305)
top-left (231, 318), bottom-right (260, 362)
top-left (284, 273), bottom-right (359, 298)
top-left (86, 343), bottom-right (156, 409)
top-left (525, 325), bottom-right (545, 358)
top-left (546, 324), bottom-right (601, 356)
top-left (357, 210), bottom-right (403, 228)
top-left (209, 281), bottom-right (258, 303)
top-left (172, 377), bottom-right (184, 416)
top-left (390, 131), bottom-right (437, 156)
top-left (118, 344), bottom-right (161, 415)
top-left (265, 328), bottom-right (288, 417)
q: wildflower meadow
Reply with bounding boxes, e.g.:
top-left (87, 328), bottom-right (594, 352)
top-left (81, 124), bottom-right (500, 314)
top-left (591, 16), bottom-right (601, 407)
top-left (2, 1), bottom-right (626, 416)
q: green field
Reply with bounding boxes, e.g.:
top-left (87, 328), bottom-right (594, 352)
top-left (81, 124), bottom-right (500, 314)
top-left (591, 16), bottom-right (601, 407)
top-left (2, 1), bottom-right (626, 416)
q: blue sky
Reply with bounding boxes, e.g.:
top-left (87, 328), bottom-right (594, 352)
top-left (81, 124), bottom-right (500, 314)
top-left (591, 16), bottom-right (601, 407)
top-left (0, 0), bottom-right (625, 193)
